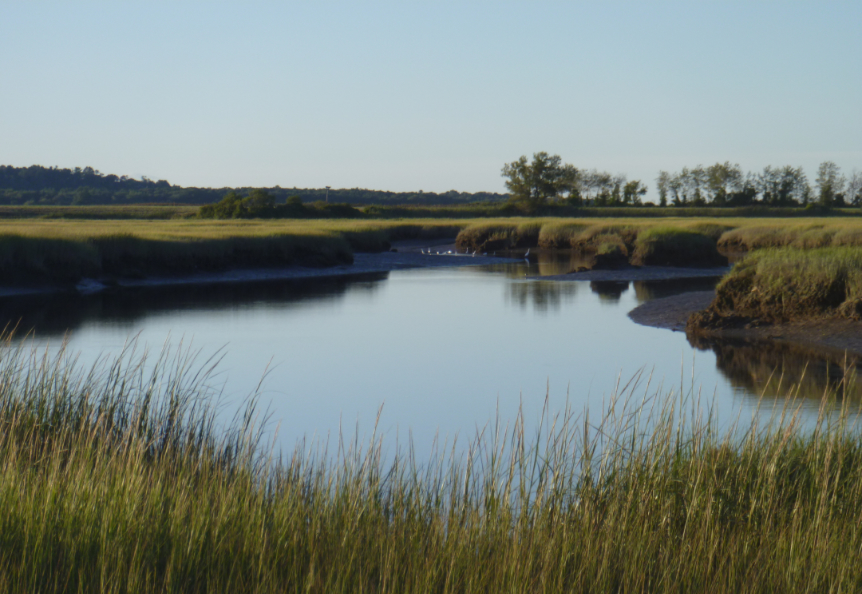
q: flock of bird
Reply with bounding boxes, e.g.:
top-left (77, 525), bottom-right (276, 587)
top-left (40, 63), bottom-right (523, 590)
top-left (418, 248), bottom-right (531, 263)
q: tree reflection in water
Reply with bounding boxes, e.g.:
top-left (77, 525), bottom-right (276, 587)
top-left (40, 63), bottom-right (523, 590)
top-left (633, 277), bottom-right (722, 303)
top-left (589, 281), bottom-right (630, 302)
top-left (506, 281), bottom-right (579, 312)
top-left (687, 333), bottom-right (862, 403)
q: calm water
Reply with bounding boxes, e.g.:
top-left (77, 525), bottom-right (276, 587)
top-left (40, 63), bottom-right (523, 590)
top-left (1, 252), bottom-right (857, 456)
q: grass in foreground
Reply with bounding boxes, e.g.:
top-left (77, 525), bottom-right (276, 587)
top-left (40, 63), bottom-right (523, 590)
top-left (2, 338), bottom-right (862, 592)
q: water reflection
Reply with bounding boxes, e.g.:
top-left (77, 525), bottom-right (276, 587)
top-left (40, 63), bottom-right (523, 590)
top-left (0, 273), bottom-right (388, 338)
top-left (506, 280), bottom-right (579, 312)
top-left (688, 333), bottom-right (862, 403)
top-left (589, 281), bottom-right (630, 302)
top-left (633, 277), bottom-right (722, 303)
top-left (483, 249), bottom-right (593, 278)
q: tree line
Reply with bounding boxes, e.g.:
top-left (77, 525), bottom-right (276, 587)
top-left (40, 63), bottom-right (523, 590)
top-left (0, 165), bottom-right (507, 207)
top-left (503, 153), bottom-right (862, 210)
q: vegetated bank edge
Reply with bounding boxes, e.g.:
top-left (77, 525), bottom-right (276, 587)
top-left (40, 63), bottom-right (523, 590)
top-left (623, 246), bottom-right (862, 357)
top-left (10, 215), bottom-right (862, 294)
top-left (4, 335), bottom-right (862, 591)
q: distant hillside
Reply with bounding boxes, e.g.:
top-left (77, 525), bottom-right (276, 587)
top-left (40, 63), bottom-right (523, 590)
top-left (0, 165), bottom-right (508, 206)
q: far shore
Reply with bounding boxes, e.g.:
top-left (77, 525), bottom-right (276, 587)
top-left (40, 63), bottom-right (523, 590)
top-left (0, 240), bottom-right (508, 299)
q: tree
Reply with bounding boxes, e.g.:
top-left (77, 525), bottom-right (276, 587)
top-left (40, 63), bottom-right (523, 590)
top-left (847, 170), bottom-right (862, 206)
top-left (623, 180), bottom-right (647, 205)
top-left (706, 162), bottom-right (743, 205)
top-left (816, 161), bottom-right (846, 207)
top-left (656, 171), bottom-right (670, 206)
top-left (501, 152), bottom-right (578, 210)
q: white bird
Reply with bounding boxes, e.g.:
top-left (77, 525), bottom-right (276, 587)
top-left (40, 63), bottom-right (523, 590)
top-left (524, 248), bottom-right (531, 262)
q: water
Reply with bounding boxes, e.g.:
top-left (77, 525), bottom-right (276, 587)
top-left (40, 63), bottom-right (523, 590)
top-left (1, 252), bottom-right (857, 457)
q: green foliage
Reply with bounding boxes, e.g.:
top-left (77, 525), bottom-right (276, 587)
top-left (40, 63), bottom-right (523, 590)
top-left (501, 152), bottom-right (578, 211)
top-left (0, 165), bottom-right (508, 207)
top-left (198, 190), bottom-right (277, 219)
top-left (198, 192), bottom-right (366, 220)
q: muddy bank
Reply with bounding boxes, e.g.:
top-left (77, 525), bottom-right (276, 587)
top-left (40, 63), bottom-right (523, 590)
top-left (629, 289), bottom-right (862, 356)
top-left (628, 291), bottom-right (717, 332)
top-left (540, 266), bottom-right (730, 283)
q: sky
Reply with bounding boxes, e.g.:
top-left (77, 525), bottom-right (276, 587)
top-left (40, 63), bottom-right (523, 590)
top-left (2, 1), bottom-right (861, 199)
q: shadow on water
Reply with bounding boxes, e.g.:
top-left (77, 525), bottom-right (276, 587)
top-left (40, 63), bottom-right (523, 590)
top-left (688, 333), bottom-right (862, 403)
top-left (0, 272), bottom-right (389, 338)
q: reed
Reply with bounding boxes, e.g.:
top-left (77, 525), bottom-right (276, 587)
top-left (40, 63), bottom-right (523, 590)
top-left (1, 336), bottom-right (862, 591)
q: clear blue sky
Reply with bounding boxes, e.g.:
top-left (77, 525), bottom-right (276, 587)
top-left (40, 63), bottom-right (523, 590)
top-left (2, 2), bottom-right (860, 199)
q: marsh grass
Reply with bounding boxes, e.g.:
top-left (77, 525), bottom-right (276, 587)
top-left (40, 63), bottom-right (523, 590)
top-left (0, 219), bottom-right (470, 283)
top-left (11, 215), bottom-right (862, 283)
top-left (3, 336), bottom-right (862, 591)
top-left (0, 205), bottom-right (197, 220)
top-left (718, 221), bottom-right (862, 252)
top-left (536, 221), bottom-right (589, 248)
top-left (703, 247), bottom-right (862, 322)
top-left (631, 227), bottom-right (727, 267)
top-left (595, 233), bottom-right (628, 257)
top-left (453, 221), bottom-right (545, 251)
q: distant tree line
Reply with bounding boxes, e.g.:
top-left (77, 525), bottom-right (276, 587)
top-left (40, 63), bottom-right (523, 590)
top-left (655, 162), bottom-right (862, 208)
top-left (502, 153), bottom-right (862, 211)
top-left (501, 152), bottom-right (647, 211)
top-left (198, 190), bottom-right (366, 219)
top-left (0, 165), bottom-right (508, 207)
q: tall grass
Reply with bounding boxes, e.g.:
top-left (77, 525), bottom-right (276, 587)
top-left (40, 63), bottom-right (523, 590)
top-left (697, 246), bottom-right (862, 323)
top-left (0, 219), bottom-right (468, 282)
top-left (2, 336), bottom-right (862, 591)
top-left (12, 215), bottom-right (862, 283)
top-left (631, 227), bottom-right (727, 267)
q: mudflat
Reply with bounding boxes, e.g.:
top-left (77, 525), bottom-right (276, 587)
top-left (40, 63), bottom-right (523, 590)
top-left (539, 266), bottom-right (730, 283)
top-left (629, 289), bottom-right (862, 356)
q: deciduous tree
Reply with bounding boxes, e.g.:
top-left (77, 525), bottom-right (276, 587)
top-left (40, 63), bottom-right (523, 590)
top-left (501, 152), bottom-right (578, 210)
